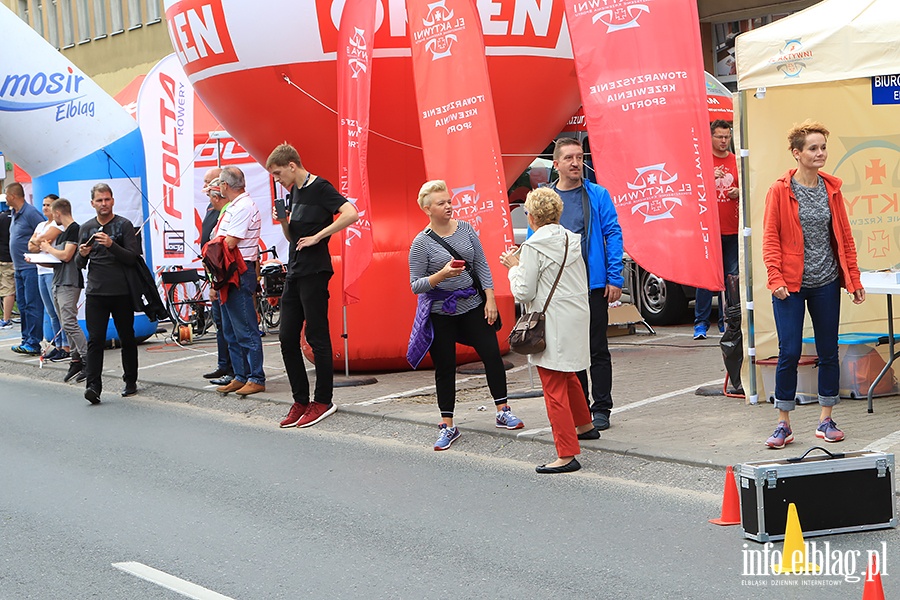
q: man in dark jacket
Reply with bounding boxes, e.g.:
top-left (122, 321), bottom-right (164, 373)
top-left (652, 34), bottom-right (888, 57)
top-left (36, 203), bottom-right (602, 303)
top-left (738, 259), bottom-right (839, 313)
top-left (75, 183), bottom-right (142, 404)
top-left (0, 195), bottom-right (15, 329)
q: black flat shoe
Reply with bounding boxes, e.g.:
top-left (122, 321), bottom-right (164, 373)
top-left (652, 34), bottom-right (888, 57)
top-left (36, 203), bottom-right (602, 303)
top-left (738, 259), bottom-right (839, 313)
top-left (203, 368), bottom-right (229, 379)
top-left (121, 385), bottom-right (137, 397)
top-left (85, 386), bottom-right (101, 405)
top-left (577, 428), bottom-right (601, 440)
top-left (535, 458), bottom-right (581, 474)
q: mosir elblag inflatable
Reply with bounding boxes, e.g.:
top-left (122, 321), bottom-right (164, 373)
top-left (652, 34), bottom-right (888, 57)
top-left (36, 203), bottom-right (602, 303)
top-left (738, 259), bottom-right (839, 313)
top-left (163, 0), bottom-right (580, 369)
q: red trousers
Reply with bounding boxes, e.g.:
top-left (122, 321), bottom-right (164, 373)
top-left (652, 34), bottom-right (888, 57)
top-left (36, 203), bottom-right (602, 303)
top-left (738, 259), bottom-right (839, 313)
top-left (537, 366), bottom-right (592, 458)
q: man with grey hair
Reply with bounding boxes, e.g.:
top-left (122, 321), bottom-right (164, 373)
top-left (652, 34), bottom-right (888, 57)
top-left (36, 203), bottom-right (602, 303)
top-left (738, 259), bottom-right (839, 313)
top-left (75, 183), bottom-right (142, 404)
top-left (213, 166), bottom-right (265, 396)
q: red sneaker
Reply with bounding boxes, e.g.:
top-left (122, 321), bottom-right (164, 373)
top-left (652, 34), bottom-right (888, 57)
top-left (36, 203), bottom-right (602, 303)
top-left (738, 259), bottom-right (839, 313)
top-left (296, 402), bottom-right (337, 428)
top-left (279, 403), bottom-right (307, 428)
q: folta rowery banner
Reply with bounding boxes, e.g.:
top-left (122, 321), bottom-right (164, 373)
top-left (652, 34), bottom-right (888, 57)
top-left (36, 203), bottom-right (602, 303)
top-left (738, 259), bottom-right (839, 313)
top-left (337, 0), bottom-right (376, 306)
top-left (137, 54), bottom-right (195, 266)
top-left (407, 0), bottom-right (514, 295)
top-left (564, 0), bottom-right (722, 290)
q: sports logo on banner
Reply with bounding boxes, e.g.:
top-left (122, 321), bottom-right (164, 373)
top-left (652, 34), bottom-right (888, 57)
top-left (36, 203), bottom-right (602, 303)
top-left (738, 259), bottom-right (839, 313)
top-left (564, 0), bottom-right (723, 290)
top-left (137, 54), bottom-right (195, 265)
top-left (407, 0), bottom-right (514, 295)
top-left (338, 0), bottom-right (376, 306)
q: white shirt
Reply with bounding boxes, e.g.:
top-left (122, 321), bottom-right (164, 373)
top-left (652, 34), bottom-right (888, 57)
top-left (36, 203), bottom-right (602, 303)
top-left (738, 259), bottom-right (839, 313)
top-left (33, 220), bottom-right (65, 275)
top-left (216, 192), bottom-right (261, 262)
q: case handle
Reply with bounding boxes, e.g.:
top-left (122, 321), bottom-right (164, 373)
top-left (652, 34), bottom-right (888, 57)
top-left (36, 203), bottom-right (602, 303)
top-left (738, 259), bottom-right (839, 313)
top-left (786, 446), bottom-right (845, 463)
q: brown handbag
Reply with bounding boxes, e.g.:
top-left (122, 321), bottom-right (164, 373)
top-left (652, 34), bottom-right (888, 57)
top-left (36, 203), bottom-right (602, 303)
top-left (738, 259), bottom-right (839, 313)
top-left (508, 232), bottom-right (568, 355)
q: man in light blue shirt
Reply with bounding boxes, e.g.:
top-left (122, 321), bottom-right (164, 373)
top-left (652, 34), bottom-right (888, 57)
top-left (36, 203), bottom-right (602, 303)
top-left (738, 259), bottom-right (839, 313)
top-left (5, 182), bottom-right (45, 355)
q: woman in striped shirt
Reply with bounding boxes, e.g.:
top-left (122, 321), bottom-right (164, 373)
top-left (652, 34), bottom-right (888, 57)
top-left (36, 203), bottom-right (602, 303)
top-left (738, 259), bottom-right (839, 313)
top-left (408, 180), bottom-right (524, 451)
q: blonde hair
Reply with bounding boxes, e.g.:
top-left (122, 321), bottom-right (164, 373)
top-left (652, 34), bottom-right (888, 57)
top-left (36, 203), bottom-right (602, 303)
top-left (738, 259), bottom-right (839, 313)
top-left (524, 187), bottom-right (563, 227)
top-left (787, 119), bottom-right (830, 152)
top-left (417, 179), bottom-right (448, 208)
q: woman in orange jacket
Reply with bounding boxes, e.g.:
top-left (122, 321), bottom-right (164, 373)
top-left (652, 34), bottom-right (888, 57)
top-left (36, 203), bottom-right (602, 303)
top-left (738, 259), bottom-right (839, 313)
top-left (762, 120), bottom-right (865, 449)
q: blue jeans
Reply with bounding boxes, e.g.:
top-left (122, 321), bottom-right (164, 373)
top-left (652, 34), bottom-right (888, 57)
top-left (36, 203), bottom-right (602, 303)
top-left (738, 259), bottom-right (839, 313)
top-left (772, 278), bottom-right (841, 412)
top-left (14, 268), bottom-right (43, 348)
top-left (211, 298), bottom-right (232, 374)
top-left (695, 234), bottom-right (740, 327)
top-left (38, 272), bottom-right (66, 347)
top-left (220, 266), bottom-right (265, 385)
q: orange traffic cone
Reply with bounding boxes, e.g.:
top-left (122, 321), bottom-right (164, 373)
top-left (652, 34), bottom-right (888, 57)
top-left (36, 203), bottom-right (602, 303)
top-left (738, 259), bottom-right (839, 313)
top-left (774, 503), bottom-right (820, 574)
top-left (709, 465), bottom-right (741, 525)
top-left (862, 555), bottom-right (885, 600)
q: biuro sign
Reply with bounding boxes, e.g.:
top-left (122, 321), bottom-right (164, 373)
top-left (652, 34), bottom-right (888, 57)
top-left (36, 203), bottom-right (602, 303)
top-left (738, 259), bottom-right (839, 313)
top-left (314, 0), bottom-right (566, 53)
top-left (833, 138), bottom-right (900, 267)
top-left (163, 0), bottom-right (581, 369)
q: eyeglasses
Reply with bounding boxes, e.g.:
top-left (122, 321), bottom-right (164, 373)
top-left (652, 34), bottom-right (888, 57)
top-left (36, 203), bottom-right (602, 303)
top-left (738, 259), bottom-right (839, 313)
top-left (712, 135), bottom-right (732, 140)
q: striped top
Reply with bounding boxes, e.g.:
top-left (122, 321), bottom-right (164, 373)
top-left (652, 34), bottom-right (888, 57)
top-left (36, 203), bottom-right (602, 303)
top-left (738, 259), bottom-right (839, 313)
top-left (216, 192), bottom-right (261, 262)
top-left (408, 220), bottom-right (494, 315)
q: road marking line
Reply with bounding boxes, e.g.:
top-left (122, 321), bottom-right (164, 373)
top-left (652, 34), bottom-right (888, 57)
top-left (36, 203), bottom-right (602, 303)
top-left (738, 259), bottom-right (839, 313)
top-left (517, 427), bottom-right (552, 438)
top-left (137, 352), bottom-right (215, 371)
top-left (865, 429), bottom-right (900, 452)
top-left (611, 379), bottom-right (722, 414)
top-left (112, 562), bottom-right (234, 600)
top-left (354, 364), bottom-right (531, 406)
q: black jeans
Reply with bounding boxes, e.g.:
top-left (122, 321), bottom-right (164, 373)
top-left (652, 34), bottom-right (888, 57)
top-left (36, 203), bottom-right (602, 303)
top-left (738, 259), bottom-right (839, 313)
top-left (429, 308), bottom-right (507, 418)
top-left (279, 273), bottom-right (334, 405)
top-left (577, 288), bottom-right (613, 416)
top-left (84, 294), bottom-right (137, 392)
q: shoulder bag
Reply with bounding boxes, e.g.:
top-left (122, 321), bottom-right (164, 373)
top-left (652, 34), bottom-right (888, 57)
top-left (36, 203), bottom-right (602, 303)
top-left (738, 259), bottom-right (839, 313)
top-left (508, 232), bottom-right (568, 355)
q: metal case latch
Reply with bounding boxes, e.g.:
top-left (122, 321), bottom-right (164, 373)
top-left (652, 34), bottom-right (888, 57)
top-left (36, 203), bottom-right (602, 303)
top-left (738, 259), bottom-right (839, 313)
top-left (876, 459), bottom-right (887, 478)
top-left (765, 470), bottom-right (778, 489)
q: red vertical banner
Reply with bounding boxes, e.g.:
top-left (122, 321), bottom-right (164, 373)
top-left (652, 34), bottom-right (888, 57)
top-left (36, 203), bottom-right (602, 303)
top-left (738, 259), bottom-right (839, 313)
top-left (564, 0), bottom-right (723, 291)
top-left (337, 0), bottom-right (376, 305)
top-left (406, 0), bottom-right (513, 295)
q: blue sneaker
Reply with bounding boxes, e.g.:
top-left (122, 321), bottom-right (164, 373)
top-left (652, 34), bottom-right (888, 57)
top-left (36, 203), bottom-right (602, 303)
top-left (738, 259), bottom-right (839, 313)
top-left (433, 423), bottom-right (460, 451)
top-left (12, 344), bottom-right (41, 356)
top-left (0, 319), bottom-right (12, 329)
top-left (765, 421), bottom-right (794, 449)
top-left (496, 406), bottom-right (524, 430)
top-left (693, 324), bottom-right (708, 340)
top-left (815, 417), bottom-right (845, 443)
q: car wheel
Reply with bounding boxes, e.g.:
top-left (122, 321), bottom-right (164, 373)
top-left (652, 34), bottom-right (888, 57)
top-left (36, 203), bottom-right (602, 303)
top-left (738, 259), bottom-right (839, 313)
top-left (636, 268), bottom-right (690, 325)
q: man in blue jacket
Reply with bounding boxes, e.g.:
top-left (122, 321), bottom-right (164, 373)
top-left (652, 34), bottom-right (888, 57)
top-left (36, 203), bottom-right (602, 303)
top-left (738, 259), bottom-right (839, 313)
top-left (551, 138), bottom-right (624, 431)
top-left (5, 182), bottom-right (45, 355)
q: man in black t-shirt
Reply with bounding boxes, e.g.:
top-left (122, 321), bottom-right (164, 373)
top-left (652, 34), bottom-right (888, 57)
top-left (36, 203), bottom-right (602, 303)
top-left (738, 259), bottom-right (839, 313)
top-left (75, 183), bottom-right (142, 404)
top-left (0, 199), bottom-right (14, 328)
top-left (265, 143), bottom-right (358, 429)
top-left (40, 198), bottom-right (87, 383)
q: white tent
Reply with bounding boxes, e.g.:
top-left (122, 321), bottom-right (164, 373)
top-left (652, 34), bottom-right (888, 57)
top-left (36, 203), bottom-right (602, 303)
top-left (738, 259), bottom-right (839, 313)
top-left (734, 0), bottom-right (900, 404)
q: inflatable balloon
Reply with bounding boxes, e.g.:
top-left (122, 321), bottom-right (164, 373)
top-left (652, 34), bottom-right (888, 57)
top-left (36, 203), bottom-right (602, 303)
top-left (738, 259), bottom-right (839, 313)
top-left (163, 0), bottom-right (580, 369)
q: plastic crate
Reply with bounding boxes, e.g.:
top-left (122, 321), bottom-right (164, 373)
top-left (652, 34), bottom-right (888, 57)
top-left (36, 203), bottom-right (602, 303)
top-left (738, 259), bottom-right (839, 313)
top-left (757, 355), bottom-right (818, 404)
top-left (802, 333), bottom-right (899, 399)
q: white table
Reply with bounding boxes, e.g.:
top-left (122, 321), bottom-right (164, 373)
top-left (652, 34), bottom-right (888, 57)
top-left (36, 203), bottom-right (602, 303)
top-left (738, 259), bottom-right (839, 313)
top-left (860, 282), bottom-right (900, 413)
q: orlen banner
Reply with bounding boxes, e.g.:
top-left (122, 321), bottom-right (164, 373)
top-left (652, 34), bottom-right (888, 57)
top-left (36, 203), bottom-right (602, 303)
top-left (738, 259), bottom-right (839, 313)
top-left (564, 0), bottom-right (723, 291)
top-left (408, 0), bottom-right (514, 296)
top-left (163, 0), bottom-right (579, 370)
top-left (137, 54), bottom-right (196, 266)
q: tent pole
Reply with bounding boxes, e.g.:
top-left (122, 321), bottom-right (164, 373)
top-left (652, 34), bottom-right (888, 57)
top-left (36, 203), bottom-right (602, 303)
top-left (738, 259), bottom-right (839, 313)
top-left (738, 89), bottom-right (758, 405)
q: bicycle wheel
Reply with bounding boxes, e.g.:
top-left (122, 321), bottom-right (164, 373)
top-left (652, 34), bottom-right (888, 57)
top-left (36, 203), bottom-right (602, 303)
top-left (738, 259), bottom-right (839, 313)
top-left (166, 281), bottom-right (204, 327)
top-left (262, 298), bottom-right (281, 331)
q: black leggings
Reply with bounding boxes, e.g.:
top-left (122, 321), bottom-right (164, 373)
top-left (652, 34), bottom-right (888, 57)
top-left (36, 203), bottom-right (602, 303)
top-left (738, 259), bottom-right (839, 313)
top-left (429, 308), bottom-right (507, 418)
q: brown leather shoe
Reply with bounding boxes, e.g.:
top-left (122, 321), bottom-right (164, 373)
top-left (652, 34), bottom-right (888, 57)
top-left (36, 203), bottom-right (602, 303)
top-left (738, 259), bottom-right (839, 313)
top-left (217, 380), bottom-right (244, 394)
top-left (236, 381), bottom-right (265, 396)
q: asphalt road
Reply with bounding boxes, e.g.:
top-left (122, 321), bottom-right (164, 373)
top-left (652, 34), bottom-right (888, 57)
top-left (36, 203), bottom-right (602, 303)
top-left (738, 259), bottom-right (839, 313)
top-left (2, 374), bottom-right (897, 599)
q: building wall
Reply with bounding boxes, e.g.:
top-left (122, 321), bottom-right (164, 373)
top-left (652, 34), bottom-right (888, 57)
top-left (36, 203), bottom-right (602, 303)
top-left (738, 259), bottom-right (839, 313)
top-left (3, 0), bottom-right (171, 94)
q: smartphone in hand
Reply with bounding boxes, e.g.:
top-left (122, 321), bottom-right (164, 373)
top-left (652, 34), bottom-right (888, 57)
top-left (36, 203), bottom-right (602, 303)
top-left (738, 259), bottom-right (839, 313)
top-left (83, 234), bottom-right (97, 247)
top-left (450, 259), bottom-right (466, 269)
top-left (274, 197), bottom-right (287, 220)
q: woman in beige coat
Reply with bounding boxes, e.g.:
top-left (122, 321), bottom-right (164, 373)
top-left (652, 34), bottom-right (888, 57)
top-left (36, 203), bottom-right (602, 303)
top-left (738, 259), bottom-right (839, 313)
top-left (501, 188), bottom-right (598, 473)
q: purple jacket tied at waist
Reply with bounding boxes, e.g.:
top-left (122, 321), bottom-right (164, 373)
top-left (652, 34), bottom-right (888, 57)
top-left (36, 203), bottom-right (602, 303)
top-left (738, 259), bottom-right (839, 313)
top-left (406, 286), bottom-right (477, 369)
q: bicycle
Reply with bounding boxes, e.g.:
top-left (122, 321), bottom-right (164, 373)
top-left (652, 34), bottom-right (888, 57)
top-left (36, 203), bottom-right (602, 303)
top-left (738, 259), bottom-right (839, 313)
top-left (257, 246), bottom-right (285, 334)
top-left (161, 267), bottom-right (214, 341)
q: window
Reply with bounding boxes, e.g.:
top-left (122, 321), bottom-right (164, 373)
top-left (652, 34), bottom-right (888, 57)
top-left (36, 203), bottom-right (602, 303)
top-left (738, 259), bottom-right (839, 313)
top-left (60, 0), bottom-right (74, 46)
top-left (75, 0), bottom-right (90, 42)
top-left (47, 0), bottom-right (60, 48)
top-left (93, 0), bottom-right (107, 37)
top-left (17, 0), bottom-right (28, 21)
top-left (34, 2), bottom-right (44, 37)
top-left (110, 0), bottom-right (124, 33)
top-left (127, 0), bottom-right (141, 28)
top-left (145, 0), bottom-right (160, 23)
